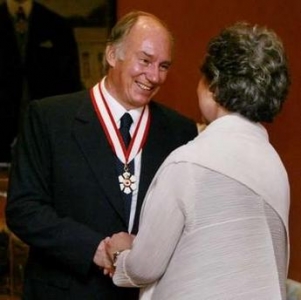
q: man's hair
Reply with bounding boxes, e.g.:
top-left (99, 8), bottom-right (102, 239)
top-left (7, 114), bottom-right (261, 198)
top-left (200, 22), bottom-right (290, 122)
top-left (102, 10), bottom-right (174, 74)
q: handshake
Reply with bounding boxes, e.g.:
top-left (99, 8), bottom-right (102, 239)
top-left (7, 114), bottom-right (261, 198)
top-left (93, 231), bottom-right (135, 277)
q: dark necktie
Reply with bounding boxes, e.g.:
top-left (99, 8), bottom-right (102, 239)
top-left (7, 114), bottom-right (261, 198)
top-left (15, 6), bottom-right (28, 35)
top-left (117, 113), bottom-right (134, 225)
top-left (119, 113), bottom-right (133, 148)
top-left (15, 6), bottom-right (28, 62)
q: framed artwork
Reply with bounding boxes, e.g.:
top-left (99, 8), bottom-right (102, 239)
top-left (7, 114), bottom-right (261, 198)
top-left (36, 0), bottom-right (117, 88)
top-left (36, 0), bottom-right (116, 27)
top-left (0, 0), bottom-right (116, 88)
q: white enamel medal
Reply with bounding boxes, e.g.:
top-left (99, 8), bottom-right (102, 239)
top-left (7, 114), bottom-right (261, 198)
top-left (118, 169), bottom-right (137, 194)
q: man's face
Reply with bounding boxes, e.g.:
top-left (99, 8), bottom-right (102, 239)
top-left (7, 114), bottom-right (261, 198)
top-left (106, 17), bottom-right (172, 110)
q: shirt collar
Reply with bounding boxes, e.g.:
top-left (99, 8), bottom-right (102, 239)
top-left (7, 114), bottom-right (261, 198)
top-left (7, 0), bottom-right (33, 18)
top-left (100, 77), bottom-right (144, 128)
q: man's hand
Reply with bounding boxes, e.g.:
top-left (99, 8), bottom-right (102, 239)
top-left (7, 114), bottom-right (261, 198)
top-left (93, 239), bottom-right (114, 276)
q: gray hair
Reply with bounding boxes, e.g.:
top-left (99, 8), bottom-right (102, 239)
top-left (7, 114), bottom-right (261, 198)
top-left (201, 22), bottom-right (290, 122)
top-left (102, 10), bottom-right (174, 75)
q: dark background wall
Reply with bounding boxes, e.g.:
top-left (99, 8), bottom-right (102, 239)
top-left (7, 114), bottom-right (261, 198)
top-left (118, 0), bottom-right (301, 281)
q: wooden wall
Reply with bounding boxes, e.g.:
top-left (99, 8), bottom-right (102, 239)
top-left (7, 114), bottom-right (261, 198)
top-left (118, 0), bottom-right (301, 281)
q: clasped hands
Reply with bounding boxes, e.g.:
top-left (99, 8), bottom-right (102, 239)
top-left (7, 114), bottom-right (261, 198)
top-left (93, 232), bottom-right (135, 277)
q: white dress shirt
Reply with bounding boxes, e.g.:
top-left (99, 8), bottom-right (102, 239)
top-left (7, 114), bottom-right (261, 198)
top-left (101, 78), bottom-right (144, 233)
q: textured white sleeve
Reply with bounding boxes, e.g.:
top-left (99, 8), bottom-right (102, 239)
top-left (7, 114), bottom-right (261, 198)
top-left (113, 162), bottom-right (186, 287)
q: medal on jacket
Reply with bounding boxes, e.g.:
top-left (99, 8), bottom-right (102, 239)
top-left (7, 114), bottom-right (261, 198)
top-left (118, 167), bottom-right (136, 194)
top-left (90, 82), bottom-right (150, 194)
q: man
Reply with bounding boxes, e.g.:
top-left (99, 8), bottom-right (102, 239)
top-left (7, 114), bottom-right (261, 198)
top-left (6, 11), bottom-right (198, 300)
top-left (0, 0), bottom-right (82, 162)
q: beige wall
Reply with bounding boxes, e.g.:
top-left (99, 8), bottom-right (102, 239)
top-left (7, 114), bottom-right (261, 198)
top-left (118, 0), bottom-right (301, 281)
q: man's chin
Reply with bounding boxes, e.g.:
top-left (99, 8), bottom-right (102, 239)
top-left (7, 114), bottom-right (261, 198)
top-left (131, 95), bottom-right (153, 107)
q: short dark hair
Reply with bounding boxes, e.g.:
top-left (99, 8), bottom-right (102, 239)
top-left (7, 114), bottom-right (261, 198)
top-left (201, 22), bottom-right (290, 122)
top-left (102, 10), bottom-right (174, 74)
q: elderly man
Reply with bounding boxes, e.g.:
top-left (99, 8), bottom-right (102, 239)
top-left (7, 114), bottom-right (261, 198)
top-left (6, 10), bottom-right (198, 300)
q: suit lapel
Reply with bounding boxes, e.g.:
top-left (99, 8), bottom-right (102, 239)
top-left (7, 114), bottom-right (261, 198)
top-left (72, 93), bottom-right (126, 225)
top-left (72, 97), bottom-right (183, 232)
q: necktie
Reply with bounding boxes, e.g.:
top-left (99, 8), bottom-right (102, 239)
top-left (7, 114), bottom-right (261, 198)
top-left (119, 113), bottom-right (133, 148)
top-left (15, 6), bottom-right (28, 35)
top-left (15, 6), bottom-right (28, 62)
top-left (117, 113), bottom-right (134, 226)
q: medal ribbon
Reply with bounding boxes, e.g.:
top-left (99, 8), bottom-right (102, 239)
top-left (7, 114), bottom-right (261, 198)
top-left (90, 83), bottom-right (150, 165)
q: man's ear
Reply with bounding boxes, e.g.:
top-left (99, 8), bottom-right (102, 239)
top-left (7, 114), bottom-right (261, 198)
top-left (105, 45), bottom-right (117, 68)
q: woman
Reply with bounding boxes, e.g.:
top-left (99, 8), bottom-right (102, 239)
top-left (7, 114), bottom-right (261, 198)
top-left (106, 22), bottom-right (291, 300)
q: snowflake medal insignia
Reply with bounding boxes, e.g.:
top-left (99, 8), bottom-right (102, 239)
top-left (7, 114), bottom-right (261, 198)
top-left (118, 171), bottom-right (136, 194)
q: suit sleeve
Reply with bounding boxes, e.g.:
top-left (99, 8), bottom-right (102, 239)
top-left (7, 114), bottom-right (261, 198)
top-left (6, 101), bottom-right (102, 276)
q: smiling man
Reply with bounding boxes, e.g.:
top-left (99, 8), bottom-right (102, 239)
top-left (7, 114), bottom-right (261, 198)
top-left (6, 11), bottom-right (198, 300)
top-left (104, 13), bottom-right (173, 110)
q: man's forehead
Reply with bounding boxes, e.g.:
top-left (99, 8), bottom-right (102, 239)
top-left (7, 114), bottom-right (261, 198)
top-left (137, 50), bottom-right (172, 63)
top-left (130, 16), bottom-right (169, 37)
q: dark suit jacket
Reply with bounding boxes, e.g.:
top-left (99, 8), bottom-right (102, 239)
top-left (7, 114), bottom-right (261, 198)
top-left (0, 2), bottom-right (82, 162)
top-left (6, 90), bottom-right (198, 300)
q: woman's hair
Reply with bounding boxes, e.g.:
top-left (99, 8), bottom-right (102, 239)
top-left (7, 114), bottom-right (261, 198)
top-left (102, 10), bottom-right (174, 74)
top-left (201, 22), bottom-right (290, 122)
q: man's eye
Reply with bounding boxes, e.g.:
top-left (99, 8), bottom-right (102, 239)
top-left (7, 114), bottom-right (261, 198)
top-left (160, 64), bottom-right (170, 71)
top-left (140, 59), bottom-right (150, 65)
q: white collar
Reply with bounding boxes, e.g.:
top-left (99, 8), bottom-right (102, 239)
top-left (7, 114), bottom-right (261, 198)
top-left (7, 0), bottom-right (33, 18)
top-left (100, 77), bottom-right (144, 129)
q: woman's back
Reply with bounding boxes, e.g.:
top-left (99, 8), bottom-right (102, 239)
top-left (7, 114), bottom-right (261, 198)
top-left (153, 167), bottom-right (286, 300)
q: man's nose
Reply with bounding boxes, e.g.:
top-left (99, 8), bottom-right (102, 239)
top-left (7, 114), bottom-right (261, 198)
top-left (146, 64), bottom-right (160, 83)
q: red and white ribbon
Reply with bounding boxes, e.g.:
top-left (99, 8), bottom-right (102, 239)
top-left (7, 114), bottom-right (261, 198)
top-left (90, 83), bottom-right (150, 165)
